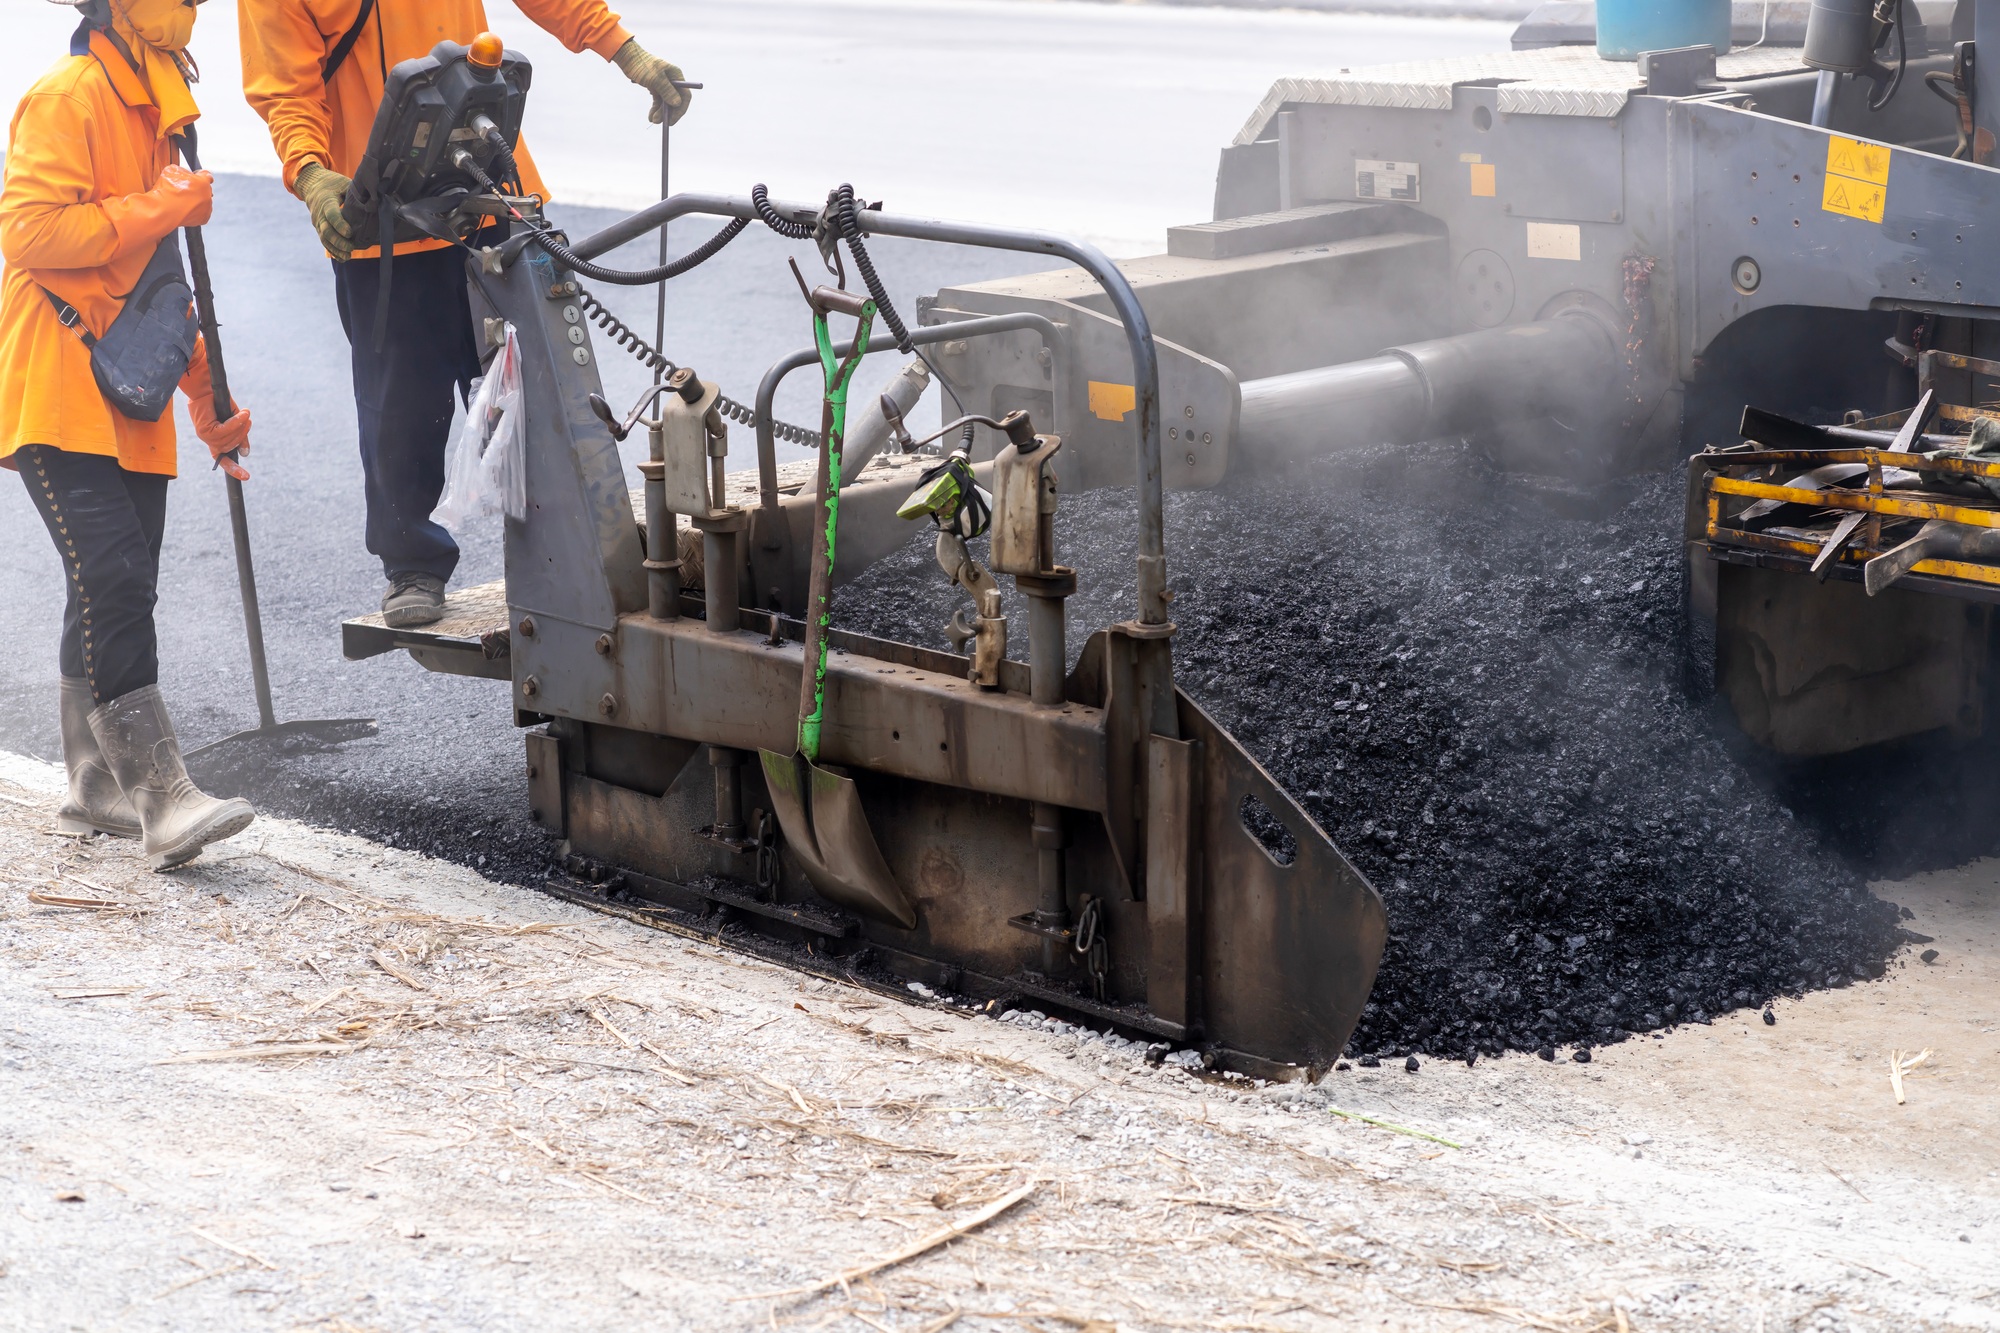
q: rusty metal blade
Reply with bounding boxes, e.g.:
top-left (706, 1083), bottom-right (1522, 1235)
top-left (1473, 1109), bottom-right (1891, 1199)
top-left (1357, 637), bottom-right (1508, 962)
top-left (1864, 520), bottom-right (1950, 596)
top-left (1810, 511), bottom-right (1868, 580)
top-left (1888, 388), bottom-right (1938, 455)
top-left (757, 750), bottom-right (917, 929)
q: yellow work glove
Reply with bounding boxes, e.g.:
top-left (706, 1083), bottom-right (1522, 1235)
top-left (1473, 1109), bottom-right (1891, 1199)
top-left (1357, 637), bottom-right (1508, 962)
top-left (613, 38), bottom-right (690, 126)
top-left (295, 162), bottom-right (356, 261)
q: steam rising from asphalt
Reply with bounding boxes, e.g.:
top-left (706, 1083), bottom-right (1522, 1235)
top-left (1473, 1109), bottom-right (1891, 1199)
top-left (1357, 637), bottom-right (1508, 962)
top-left (841, 438), bottom-right (1909, 1058)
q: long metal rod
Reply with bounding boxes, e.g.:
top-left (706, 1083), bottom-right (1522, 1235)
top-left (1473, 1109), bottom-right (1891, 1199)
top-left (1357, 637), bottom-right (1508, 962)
top-left (221, 477), bottom-right (276, 729)
top-left (176, 133), bottom-right (276, 730)
top-left (751, 311), bottom-right (1065, 514)
top-left (570, 194), bottom-right (1169, 625)
top-left (653, 115), bottom-right (669, 386)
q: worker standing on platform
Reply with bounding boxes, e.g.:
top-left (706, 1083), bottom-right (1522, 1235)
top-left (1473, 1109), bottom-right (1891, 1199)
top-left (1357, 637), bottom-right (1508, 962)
top-left (1, 0), bottom-right (259, 871)
top-left (237, 0), bottom-right (692, 628)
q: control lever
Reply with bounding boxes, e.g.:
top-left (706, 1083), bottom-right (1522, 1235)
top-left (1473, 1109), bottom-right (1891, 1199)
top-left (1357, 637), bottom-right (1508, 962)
top-left (879, 393), bottom-right (915, 454)
top-left (588, 383), bottom-right (676, 443)
top-left (899, 407), bottom-right (1038, 455)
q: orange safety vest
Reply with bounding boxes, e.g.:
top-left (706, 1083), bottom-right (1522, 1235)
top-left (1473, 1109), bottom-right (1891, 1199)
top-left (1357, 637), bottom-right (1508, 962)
top-left (0, 29), bottom-right (215, 477)
top-left (238, 0), bottom-right (632, 258)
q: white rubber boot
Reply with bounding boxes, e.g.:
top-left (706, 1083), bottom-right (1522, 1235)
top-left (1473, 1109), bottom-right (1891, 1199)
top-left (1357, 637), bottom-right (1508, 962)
top-left (88, 685), bottom-right (255, 871)
top-left (56, 676), bottom-right (140, 838)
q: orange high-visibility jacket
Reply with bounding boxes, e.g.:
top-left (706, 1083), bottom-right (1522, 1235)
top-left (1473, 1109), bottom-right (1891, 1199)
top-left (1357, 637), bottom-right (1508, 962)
top-left (0, 30), bottom-right (215, 477)
top-left (238, 0), bottom-right (631, 258)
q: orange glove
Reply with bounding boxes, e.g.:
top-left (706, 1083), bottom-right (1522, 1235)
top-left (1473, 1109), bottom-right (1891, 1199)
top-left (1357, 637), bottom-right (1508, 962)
top-left (190, 391), bottom-right (251, 481)
top-left (102, 165), bottom-right (214, 250)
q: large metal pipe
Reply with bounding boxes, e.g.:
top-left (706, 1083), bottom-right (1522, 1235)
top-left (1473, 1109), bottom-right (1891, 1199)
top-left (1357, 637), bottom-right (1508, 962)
top-left (1237, 315), bottom-right (1621, 464)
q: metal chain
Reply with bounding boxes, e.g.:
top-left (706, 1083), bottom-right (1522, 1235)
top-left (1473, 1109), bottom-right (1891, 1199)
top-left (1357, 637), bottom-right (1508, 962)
top-left (575, 286), bottom-right (822, 447)
top-left (1073, 895), bottom-right (1107, 1000)
top-left (753, 808), bottom-right (781, 894)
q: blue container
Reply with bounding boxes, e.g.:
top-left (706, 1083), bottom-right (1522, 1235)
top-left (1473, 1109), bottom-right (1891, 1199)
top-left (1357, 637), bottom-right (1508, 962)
top-left (1596, 0), bottom-right (1733, 60)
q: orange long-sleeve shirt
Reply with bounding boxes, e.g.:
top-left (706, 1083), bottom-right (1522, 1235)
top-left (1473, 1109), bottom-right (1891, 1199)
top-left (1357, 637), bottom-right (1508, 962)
top-left (238, 0), bottom-right (631, 258)
top-left (0, 30), bottom-right (216, 476)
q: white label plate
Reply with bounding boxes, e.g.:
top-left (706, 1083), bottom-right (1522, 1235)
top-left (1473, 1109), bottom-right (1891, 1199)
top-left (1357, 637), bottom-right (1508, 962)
top-left (1525, 221), bottom-right (1582, 261)
top-left (1354, 158), bottom-right (1420, 203)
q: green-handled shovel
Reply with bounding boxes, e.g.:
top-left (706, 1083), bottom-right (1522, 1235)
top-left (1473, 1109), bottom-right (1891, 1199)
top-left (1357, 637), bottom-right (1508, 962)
top-left (758, 276), bottom-right (916, 929)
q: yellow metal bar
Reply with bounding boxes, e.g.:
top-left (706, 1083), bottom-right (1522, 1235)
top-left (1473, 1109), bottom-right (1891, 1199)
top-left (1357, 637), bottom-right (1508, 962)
top-left (1708, 475), bottom-right (2000, 527)
top-left (1714, 528), bottom-right (1828, 559)
top-left (1914, 557), bottom-right (2000, 585)
top-left (1703, 448), bottom-right (2000, 479)
top-left (1705, 529), bottom-right (2000, 587)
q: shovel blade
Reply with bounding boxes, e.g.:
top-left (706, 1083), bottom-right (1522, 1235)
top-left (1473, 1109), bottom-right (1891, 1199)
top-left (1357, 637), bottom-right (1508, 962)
top-left (184, 717), bottom-right (379, 760)
top-left (758, 749), bottom-right (917, 929)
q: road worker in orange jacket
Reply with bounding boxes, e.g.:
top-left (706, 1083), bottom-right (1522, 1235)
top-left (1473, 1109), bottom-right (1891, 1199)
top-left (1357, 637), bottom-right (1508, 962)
top-left (238, 0), bottom-right (692, 627)
top-left (1, 0), bottom-right (258, 870)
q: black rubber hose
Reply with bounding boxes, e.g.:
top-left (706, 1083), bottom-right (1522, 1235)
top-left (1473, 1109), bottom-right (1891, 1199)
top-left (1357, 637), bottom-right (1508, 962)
top-left (534, 216), bottom-right (752, 286)
top-left (752, 183), bottom-right (814, 240)
top-left (830, 183), bottom-right (913, 353)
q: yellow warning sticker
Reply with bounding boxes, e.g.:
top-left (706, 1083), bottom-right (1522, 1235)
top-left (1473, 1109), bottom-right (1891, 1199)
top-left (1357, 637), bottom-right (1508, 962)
top-left (1088, 381), bottom-right (1136, 422)
top-left (1823, 135), bottom-right (1890, 223)
top-left (1826, 135), bottom-right (1890, 185)
top-left (1470, 163), bottom-right (1497, 197)
top-left (1822, 174), bottom-right (1886, 222)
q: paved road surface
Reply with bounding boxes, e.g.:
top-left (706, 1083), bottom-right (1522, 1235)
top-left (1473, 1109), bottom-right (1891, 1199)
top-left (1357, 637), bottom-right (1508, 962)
top-left (1, 0), bottom-right (1510, 252)
top-left (0, 3), bottom-right (1507, 874)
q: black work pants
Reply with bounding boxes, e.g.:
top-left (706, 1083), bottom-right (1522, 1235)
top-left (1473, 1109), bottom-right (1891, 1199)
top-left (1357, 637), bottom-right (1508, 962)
top-left (16, 444), bottom-right (169, 706)
top-left (331, 244), bottom-right (481, 583)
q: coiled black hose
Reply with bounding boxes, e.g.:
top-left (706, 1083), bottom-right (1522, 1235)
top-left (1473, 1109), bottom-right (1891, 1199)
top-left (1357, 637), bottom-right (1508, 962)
top-left (829, 183), bottom-right (913, 353)
top-left (534, 215), bottom-right (752, 287)
top-left (752, 182), bottom-right (814, 240)
top-left (575, 287), bottom-right (822, 447)
top-left (535, 182), bottom-right (955, 439)
top-left (758, 181), bottom-right (916, 354)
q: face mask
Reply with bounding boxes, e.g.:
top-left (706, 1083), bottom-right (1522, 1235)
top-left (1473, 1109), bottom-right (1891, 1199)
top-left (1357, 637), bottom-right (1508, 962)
top-left (113, 0), bottom-right (197, 53)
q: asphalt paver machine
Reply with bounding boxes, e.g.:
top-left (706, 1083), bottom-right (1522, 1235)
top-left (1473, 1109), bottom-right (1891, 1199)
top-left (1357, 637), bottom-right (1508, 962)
top-left (344, 2), bottom-right (2000, 1073)
top-left (339, 38), bottom-right (1383, 1078)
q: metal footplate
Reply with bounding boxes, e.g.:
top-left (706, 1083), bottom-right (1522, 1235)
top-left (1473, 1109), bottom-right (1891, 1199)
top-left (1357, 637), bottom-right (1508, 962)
top-left (342, 579), bottom-right (512, 680)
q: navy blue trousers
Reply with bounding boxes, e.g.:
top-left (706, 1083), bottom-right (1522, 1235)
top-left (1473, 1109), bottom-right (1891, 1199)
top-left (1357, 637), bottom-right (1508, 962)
top-left (17, 445), bottom-right (169, 705)
top-left (332, 245), bottom-right (481, 582)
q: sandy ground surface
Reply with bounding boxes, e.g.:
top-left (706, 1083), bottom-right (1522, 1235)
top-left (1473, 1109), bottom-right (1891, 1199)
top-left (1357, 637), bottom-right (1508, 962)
top-left (1, 752), bottom-right (1996, 1333)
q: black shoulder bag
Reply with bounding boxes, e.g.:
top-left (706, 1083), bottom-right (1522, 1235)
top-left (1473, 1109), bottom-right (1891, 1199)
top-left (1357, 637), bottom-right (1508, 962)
top-left (41, 236), bottom-right (200, 423)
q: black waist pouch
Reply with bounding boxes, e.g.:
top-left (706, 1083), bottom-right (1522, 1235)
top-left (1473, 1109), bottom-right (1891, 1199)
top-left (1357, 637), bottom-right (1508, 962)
top-left (42, 235), bottom-right (200, 423)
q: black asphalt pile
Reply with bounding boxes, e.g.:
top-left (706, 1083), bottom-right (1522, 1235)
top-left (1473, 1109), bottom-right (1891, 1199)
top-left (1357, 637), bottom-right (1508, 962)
top-left (838, 439), bottom-right (1909, 1060)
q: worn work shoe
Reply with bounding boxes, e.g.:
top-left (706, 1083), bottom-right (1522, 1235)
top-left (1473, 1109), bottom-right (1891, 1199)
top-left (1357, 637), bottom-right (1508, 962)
top-left (56, 675), bottom-right (140, 838)
top-left (87, 685), bottom-right (255, 872)
top-left (382, 572), bottom-right (447, 629)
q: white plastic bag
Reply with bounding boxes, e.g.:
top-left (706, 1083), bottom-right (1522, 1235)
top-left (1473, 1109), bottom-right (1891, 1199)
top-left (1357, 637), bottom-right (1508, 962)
top-left (431, 322), bottom-right (526, 531)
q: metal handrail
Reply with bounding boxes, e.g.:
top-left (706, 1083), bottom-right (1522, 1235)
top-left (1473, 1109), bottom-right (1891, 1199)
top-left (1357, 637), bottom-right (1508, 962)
top-left (750, 311), bottom-right (1065, 514)
top-left (571, 193), bottom-right (1170, 625)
